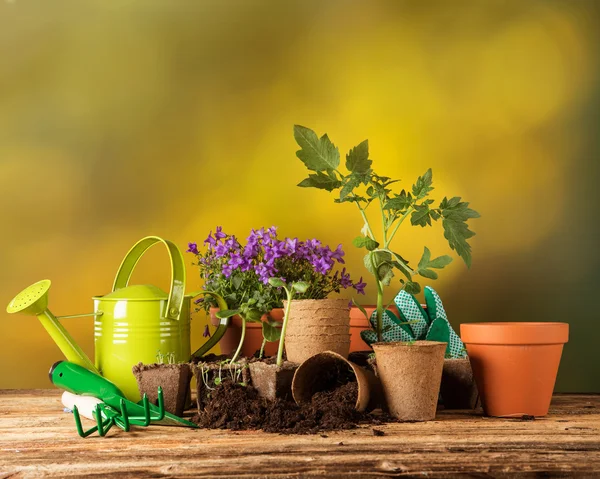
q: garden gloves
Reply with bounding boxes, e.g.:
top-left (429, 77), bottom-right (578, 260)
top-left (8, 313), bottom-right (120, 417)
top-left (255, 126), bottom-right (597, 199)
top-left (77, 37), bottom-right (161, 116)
top-left (360, 286), bottom-right (466, 359)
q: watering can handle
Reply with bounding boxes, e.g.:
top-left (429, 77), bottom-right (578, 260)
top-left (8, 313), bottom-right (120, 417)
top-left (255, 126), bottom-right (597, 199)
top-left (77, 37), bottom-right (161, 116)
top-left (111, 236), bottom-right (185, 321)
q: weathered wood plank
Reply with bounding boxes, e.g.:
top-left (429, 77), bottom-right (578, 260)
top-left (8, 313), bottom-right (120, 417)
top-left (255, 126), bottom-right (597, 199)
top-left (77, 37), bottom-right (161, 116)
top-left (0, 391), bottom-right (599, 478)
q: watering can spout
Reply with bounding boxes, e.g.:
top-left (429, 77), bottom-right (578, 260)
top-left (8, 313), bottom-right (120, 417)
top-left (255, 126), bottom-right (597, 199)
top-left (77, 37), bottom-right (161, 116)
top-left (6, 280), bottom-right (100, 375)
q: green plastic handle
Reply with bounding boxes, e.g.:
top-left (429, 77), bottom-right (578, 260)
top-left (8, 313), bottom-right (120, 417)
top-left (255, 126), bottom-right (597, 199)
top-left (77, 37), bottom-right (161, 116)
top-left (112, 236), bottom-right (185, 321)
top-left (190, 291), bottom-right (231, 359)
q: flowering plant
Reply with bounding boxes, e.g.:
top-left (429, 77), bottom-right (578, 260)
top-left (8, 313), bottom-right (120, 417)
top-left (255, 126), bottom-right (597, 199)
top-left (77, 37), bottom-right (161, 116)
top-left (187, 226), bottom-right (364, 361)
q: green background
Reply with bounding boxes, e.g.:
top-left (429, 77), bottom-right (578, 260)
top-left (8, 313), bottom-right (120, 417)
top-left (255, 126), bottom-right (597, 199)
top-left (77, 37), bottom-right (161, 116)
top-left (0, 0), bottom-right (598, 392)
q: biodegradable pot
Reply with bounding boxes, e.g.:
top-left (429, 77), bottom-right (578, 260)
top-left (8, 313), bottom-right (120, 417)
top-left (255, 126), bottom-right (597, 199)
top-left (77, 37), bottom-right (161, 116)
top-left (440, 358), bottom-right (479, 410)
top-left (248, 360), bottom-right (298, 401)
top-left (284, 299), bottom-right (350, 363)
top-left (291, 351), bottom-right (383, 412)
top-left (210, 308), bottom-right (284, 358)
top-left (461, 322), bottom-right (569, 417)
top-left (132, 362), bottom-right (192, 417)
top-left (192, 359), bottom-right (250, 412)
top-left (373, 341), bottom-right (446, 421)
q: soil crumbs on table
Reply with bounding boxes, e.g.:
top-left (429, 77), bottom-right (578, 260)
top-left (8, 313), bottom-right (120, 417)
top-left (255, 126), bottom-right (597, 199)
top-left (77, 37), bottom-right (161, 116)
top-left (192, 380), bottom-right (391, 434)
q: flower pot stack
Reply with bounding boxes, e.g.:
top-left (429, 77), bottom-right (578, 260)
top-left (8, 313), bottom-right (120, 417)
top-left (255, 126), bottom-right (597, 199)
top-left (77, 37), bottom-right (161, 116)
top-left (284, 299), bottom-right (351, 363)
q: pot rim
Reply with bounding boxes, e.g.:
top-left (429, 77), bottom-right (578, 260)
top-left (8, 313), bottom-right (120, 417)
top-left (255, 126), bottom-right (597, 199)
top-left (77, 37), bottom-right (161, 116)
top-left (460, 322), bottom-right (569, 345)
top-left (372, 340), bottom-right (447, 349)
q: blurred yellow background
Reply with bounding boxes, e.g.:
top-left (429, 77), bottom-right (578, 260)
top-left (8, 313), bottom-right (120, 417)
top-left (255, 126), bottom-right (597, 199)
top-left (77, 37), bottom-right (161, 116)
top-left (1, 0), bottom-right (598, 391)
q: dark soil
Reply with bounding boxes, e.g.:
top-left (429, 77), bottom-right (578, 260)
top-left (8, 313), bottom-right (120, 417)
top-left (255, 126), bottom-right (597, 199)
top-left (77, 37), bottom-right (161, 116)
top-left (192, 378), bottom-right (391, 434)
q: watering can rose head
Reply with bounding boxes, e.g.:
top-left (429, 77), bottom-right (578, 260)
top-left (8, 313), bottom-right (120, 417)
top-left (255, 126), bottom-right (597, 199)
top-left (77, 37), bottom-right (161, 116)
top-left (187, 225), bottom-right (365, 316)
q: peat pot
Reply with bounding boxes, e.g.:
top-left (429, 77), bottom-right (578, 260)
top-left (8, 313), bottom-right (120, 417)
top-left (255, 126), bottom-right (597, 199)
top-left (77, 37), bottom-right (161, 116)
top-left (373, 341), bottom-right (446, 421)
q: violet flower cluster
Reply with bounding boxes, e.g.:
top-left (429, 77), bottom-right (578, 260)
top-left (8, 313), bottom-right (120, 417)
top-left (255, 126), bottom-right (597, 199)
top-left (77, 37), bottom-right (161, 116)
top-left (187, 226), bottom-right (365, 313)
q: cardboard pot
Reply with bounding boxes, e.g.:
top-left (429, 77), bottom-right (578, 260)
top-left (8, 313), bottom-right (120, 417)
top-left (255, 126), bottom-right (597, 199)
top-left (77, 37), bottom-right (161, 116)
top-left (210, 308), bottom-right (284, 358)
top-left (291, 351), bottom-right (383, 412)
top-left (248, 360), bottom-right (298, 401)
top-left (192, 359), bottom-right (250, 412)
top-left (440, 358), bottom-right (479, 410)
top-left (132, 362), bottom-right (192, 416)
top-left (372, 341), bottom-right (446, 421)
top-left (283, 299), bottom-right (351, 363)
top-left (461, 322), bottom-right (569, 417)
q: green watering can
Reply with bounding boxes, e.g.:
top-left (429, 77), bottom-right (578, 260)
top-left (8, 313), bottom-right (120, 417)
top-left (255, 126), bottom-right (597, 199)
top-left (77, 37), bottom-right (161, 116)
top-left (6, 236), bottom-right (228, 401)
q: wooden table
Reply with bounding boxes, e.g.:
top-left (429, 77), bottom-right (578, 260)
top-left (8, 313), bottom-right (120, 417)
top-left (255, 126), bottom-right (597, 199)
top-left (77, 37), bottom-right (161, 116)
top-left (0, 390), bottom-right (599, 478)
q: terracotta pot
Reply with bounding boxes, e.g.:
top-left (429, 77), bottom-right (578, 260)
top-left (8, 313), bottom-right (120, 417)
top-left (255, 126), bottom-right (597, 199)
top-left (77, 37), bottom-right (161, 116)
top-left (461, 322), bottom-right (569, 417)
top-left (440, 358), bottom-right (479, 410)
top-left (209, 308), bottom-right (284, 358)
top-left (291, 351), bottom-right (383, 412)
top-left (132, 362), bottom-right (192, 417)
top-left (373, 341), bottom-right (446, 421)
top-left (283, 299), bottom-right (351, 363)
top-left (248, 360), bottom-right (298, 401)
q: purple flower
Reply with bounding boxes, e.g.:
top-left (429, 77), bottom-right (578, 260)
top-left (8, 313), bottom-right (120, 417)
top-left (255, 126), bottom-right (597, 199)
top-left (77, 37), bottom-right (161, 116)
top-left (203, 232), bottom-right (216, 248)
top-left (313, 256), bottom-right (333, 275)
top-left (194, 297), bottom-right (204, 304)
top-left (186, 242), bottom-right (199, 255)
top-left (353, 277), bottom-right (367, 295)
top-left (340, 267), bottom-right (353, 288)
top-left (331, 244), bottom-right (345, 264)
top-left (228, 253), bottom-right (244, 269)
top-left (214, 243), bottom-right (229, 257)
top-left (214, 226), bottom-right (226, 240)
top-left (203, 324), bottom-right (211, 338)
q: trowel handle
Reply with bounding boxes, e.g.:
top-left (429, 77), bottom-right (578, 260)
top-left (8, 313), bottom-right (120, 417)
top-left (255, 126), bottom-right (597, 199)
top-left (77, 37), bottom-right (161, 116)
top-left (61, 391), bottom-right (103, 420)
top-left (112, 236), bottom-right (185, 321)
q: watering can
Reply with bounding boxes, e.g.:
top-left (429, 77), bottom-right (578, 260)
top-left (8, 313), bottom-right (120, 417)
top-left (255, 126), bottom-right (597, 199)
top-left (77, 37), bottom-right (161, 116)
top-left (6, 236), bottom-right (228, 401)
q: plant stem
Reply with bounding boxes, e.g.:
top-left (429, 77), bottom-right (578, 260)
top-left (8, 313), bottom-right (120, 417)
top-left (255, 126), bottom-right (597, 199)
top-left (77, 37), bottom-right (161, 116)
top-left (358, 205), bottom-right (376, 239)
top-left (376, 281), bottom-right (384, 343)
top-left (231, 318), bottom-right (246, 363)
top-left (378, 196), bottom-right (387, 246)
top-left (276, 288), bottom-right (294, 367)
top-left (385, 206), bottom-right (415, 247)
top-left (259, 338), bottom-right (266, 359)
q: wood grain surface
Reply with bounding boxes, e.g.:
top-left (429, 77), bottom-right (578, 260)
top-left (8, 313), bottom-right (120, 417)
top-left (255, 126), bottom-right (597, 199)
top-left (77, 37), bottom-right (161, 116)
top-left (0, 390), bottom-right (599, 478)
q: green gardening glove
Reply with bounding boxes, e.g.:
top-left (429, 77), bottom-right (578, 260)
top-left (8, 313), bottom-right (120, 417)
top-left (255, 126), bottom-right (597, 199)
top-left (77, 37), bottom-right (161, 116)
top-left (360, 286), bottom-right (466, 359)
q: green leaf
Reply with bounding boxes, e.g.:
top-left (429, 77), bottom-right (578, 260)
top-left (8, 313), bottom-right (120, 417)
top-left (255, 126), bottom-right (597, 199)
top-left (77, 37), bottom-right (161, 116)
top-left (439, 197), bottom-right (480, 268)
top-left (442, 217), bottom-right (476, 268)
top-left (411, 204), bottom-right (432, 227)
top-left (412, 168), bottom-right (433, 199)
top-left (268, 277), bottom-right (286, 288)
top-left (417, 246), bottom-right (431, 270)
top-left (231, 274), bottom-right (243, 290)
top-left (262, 320), bottom-right (281, 342)
top-left (404, 281), bottom-right (421, 294)
top-left (297, 171), bottom-right (342, 191)
top-left (215, 309), bottom-right (241, 319)
top-left (340, 176), bottom-right (360, 200)
top-left (345, 140), bottom-right (372, 173)
top-left (294, 125), bottom-right (340, 171)
top-left (244, 308), bottom-right (264, 323)
top-left (364, 251), bottom-right (394, 286)
top-left (292, 281), bottom-right (309, 293)
top-left (351, 298), bottom-right (369, 321)
top-left (352, 236), bottom-right (366, 248)
top-left (364, 237), bottom-right (379, 251)
top-left (384, 191), bottom-right (412, 211)
top-left (418, 268), bottom-right (438, 280)
top-left (427, 255), bottom-right (453, 269)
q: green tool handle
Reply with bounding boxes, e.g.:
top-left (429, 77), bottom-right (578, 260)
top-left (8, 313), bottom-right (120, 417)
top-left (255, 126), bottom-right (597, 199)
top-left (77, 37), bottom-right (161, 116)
top-left (51, 361), bottom-right (125, 409)
top-left (190, 291), bottom-right (231, 359)
top-left (112, 236), bottom-right (185, 321)
top-left (37, 310), bottom-right (99, 374)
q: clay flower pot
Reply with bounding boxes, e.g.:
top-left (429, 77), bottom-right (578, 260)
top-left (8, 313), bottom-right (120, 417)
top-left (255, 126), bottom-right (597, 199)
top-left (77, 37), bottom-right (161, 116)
top-left (248, 360), bottom-right (298, 401)
top-left (132, 362), bottom-right (192, 417)
top-left (461, 322), bottom-right (569, 417)
top-left (209, 308), bottom-right (284, 358)
top-left (284, 299), bottom-right (351, 363)
top-left (372, 341), bottom-right (446, 421)
top-left (291, 351), bottom-right (383, 412)
top-left (440, 358), bottom-right (479, 410)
